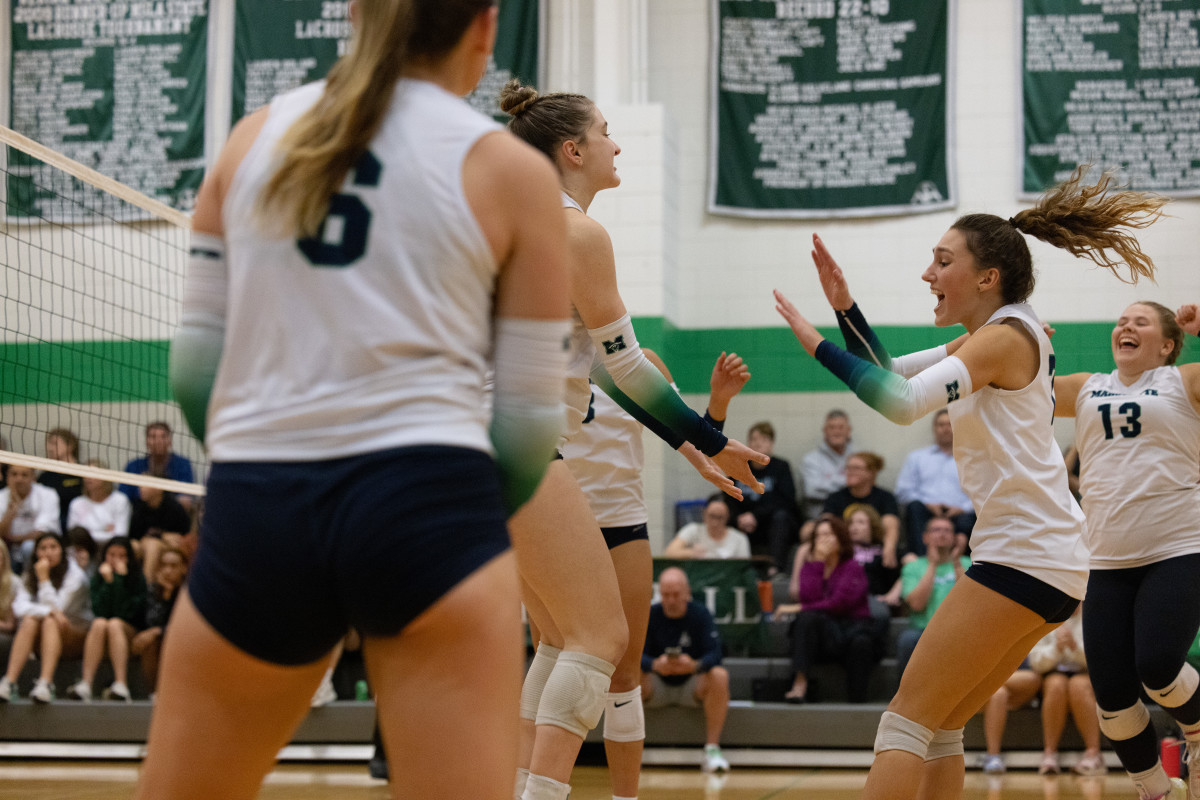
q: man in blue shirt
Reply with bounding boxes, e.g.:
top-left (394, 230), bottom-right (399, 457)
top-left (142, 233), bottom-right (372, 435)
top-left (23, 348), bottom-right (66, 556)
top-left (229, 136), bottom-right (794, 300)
top-left (894, 409), bottom-right (974, 556)
top-left (641, 567), bottom-right (731, 773)
top-left (122, 422), bottom-right (195, 511)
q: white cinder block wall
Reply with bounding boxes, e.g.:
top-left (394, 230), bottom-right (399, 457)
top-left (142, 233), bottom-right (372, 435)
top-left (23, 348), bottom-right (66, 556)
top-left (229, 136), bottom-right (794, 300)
top-left (544, 0), bottom-right (1200, 551)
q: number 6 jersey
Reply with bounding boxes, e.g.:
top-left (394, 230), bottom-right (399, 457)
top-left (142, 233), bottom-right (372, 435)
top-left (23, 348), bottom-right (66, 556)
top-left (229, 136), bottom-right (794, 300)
top-left (1076, 366), bottom-right (1200, 568)
top-left (207, 79), bottom-right (501, 462)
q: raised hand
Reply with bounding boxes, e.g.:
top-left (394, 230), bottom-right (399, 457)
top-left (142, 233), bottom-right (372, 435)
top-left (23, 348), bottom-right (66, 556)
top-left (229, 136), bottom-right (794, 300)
top-left (774, 289), bottom-right (824, 356)
top-left (711, 438), bottom-right (769, 495)
top-left (710, 351), bottom-right (751, 408)
top-left (811, 233), bottom-right (854, 311)
top-left (1177, 304), bottom-right (1199, 337)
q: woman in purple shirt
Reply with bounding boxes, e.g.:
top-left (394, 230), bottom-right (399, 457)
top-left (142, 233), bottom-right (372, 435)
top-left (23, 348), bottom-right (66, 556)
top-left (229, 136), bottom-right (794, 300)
top-left (778, 513), bottom-right (879, 703)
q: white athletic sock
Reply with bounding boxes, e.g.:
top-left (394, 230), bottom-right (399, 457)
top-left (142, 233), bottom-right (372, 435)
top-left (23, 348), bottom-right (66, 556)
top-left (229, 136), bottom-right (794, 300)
top-left (1181, 721), bottom-right (1200, 742)
top-left (522, 773), bottom-right (570, 800)
top-left (514, 767), bottom-right (530, 800)
top-left (613, 795), bottom-right (638, 800)
top-left (1129, 761), bottom-right (1171, 800)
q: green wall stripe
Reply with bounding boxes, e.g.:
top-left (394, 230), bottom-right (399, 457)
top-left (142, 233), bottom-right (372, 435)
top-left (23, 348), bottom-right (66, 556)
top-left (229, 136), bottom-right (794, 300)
top-left (1, 340), bottom-right (172, 404)
top-left (2, 322), bottom-right (1194, 404)
top-left (634, 318), bottom-right (1197, 395)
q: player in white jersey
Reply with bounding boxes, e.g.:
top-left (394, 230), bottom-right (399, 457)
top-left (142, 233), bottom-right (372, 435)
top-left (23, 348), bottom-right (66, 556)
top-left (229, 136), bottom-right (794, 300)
top-left (562, 351), bottom-right (749, 794)
top-left (136, 3), bottom-right (571, 799)
top-left (773, 165), bottom-right (1170, 800)
top-left (500, 82), bottom-right (768, 800)
top-left (1055, 301), bottom-right (1200, 800)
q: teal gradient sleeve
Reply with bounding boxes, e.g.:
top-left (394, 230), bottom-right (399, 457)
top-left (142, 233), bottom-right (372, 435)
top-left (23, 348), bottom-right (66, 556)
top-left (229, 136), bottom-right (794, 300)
top-left (588, 368), bottom-right (685, 450)
top-left (588, 315), bottom-right (727, 456)
top-left (814, 340), bottom-right (971, 426)
top-left (836, 303), bottom-right (892, 369)
top-left (491, 318), bottom-right (571, 514)
top-left (169, 234), bottom-right (228, 443)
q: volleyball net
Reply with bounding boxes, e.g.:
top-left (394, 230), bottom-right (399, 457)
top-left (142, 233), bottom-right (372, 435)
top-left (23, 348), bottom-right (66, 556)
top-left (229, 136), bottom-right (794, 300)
top-left (1, 125), bottom-right (206, 498)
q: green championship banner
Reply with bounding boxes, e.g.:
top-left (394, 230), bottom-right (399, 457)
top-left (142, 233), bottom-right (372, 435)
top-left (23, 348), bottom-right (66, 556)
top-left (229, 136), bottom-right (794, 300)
top-left (653, 558), bottom-right (766, 653)
top-left (7, 0), bottom-right (207, 219)
top-left (710, 0), bottom-right (954, 218)
top-left (1022, 0), bottom-right (1200, 196)
top-left (232, 0), bottom-right (540, 125)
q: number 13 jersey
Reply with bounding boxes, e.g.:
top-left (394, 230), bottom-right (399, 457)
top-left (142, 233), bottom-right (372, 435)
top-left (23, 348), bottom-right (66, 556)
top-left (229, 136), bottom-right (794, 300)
top-left (1076, 366), bottom-right (1200, 568)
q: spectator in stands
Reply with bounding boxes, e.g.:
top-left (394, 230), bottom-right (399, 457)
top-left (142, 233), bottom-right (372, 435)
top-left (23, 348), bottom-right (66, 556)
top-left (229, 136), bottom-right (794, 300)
top-left (666, 495), bottom-right (752, 560)
top-left (128, 481), bottom-right (191, 582)
top-left (894, 409), bottom-right (974, 555)
top-left (311, 630), bottom-right (361, 707)
top-left (0, 464), bottom-right (62, 573)
top-left (1029, 606), bottom-right (1105, 776)
top-left (130, 545), bottom-right (187, 696)
top-left (981, 606), bottom-right (1105, 777)
top-left (896, 517), bottom-right (969, 677)
top-left (980, 662), bottom-right (1042, 775)
top-left (800, 410), bottom-right (853, 522)
top-left (39, 428), bottom-right (83, 532)
top-left (121, 422), bottom-right (195, 511)
top-left (822, 452), bottom-right (899, 568)
top-left (777, 513), bottom-right (880, 703)
top-left (0, 541), bottom-right (17, 645)
top-left (65, 526), bottom-right (99, 577)
top-left (724, 422), bottom-right (800, 574)
top-left (66, 537), bottom-right (147, 703)
top-left (641, 567), bottom-right (732, 773)
top-left (846, 505), bottom-right (902, 608)
top-left (0, 532), bottom-right (91, 703)
top-left (66, 461), bottom-right (132, 549)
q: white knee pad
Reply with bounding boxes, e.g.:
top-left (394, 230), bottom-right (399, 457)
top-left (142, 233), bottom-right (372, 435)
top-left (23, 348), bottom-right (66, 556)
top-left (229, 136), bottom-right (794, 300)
top-left (520, 644), bottom-right (561, 722)
top-left (1097, 700), bottom-right (1151, 742)
top-left (874, 711), bottom-right (935, 758)
top-left (1145, 663), bottom-right (1200, 709)
top-left (924, 727), bottom-right (965, 761)
top-left (535, 650), bottom-right (615, 738)
top-left (603, 688), bottom-right (645, 743)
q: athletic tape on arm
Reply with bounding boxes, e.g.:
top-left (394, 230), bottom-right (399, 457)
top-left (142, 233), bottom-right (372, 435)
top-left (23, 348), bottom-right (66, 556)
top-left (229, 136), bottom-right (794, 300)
top-left (170, 232), bottom-right (228, 443)
top-left (491, 318), bottom-right (571, 513)
top-left (588, 315), bottom-right (727, 456)
top-left (815, 341), bottom-right (971, 426)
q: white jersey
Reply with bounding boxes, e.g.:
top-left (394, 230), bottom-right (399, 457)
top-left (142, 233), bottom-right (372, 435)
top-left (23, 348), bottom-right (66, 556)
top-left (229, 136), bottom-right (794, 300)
top-left (560, 192), bottom-right (596, 444)
top-left (1075, 366), bottom-right (1200, 568)
top-left (207, 79), bottom-right (501, 461)
top-left (562, 384), bottom-right (647, 527)
top-left (947, 303), bottom-right (1089, 598)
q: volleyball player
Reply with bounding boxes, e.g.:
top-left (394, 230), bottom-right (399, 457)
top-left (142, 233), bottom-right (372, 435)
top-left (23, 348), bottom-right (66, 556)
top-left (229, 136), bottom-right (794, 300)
top-left (1054, 301), bottom-right (1200, 800)
top-left (562, 351), bottom-right (750, 796)
top-left (774, 166), bottom-right (1169, 799)
top-left (136, 2), bottom-right (571, 798)
top-left (500, 81), bottom-right (768, 800)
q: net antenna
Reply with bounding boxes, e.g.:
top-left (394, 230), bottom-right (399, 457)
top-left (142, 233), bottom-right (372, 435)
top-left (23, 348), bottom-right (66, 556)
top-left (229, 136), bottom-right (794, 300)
top-left (1, 125), bottom-right (206, 498)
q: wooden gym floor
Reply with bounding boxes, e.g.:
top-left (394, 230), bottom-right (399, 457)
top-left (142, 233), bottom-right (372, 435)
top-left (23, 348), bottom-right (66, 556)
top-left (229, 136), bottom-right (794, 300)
top-left (0, 760), bottom-right (1141, 799)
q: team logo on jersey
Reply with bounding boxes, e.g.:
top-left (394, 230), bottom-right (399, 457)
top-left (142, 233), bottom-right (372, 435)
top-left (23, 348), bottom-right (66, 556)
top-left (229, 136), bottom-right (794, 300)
top-left (604, 336), bottom-right (627, 355)
top-left (945, 380), bottom-right (960, 402)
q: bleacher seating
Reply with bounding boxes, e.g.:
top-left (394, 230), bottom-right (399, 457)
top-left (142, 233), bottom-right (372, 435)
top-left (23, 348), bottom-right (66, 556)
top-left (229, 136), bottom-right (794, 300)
top-left (0, 611), bottom-right (1182, 761)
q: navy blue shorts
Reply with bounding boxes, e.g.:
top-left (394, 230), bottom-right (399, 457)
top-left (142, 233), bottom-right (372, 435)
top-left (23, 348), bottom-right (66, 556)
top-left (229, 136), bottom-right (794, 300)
top-left (188, 445), bottom-right (511, 666)
top-left (601, 523), bottom-right (649, 550)
top-left (967, 561), bottom-right (1079, 624)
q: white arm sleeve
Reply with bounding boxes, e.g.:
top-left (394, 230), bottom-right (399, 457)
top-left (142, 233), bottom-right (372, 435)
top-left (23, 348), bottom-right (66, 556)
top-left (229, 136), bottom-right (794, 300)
top-left (891, 345), bottom-right (949, 378)
top-left (170, 232), bottom-right (228, 442)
